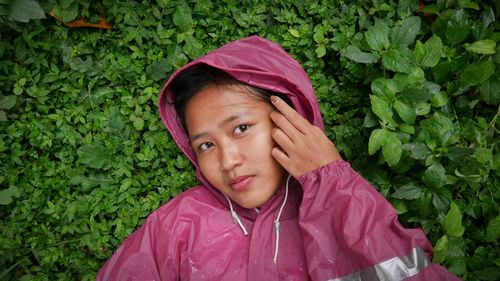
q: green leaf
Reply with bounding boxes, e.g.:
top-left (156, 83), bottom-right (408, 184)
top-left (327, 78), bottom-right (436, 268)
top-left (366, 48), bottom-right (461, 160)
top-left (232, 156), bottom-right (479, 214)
top-left (365, 20), bottom-right (390, 51)
top-left (0, 95), bottom-right (17, 110)
top-left (400, 81), bottom-right (440, 102)
top-left (473, 148), bottom-right (493, 165)
top-left (8, 0), bottom-right (46, 22)
top-left (69, 174), bottom-right (114, 191)
top-left (344, 45), bottom-right (379, 63)
top-left (479, 76), bottom-right (500, 105)
top-left (399, 123), bottom-right (414, 134)
top-left (394, 99), bottom-right (416, 124)
top-left (69, 57), bottom-right (96, 74)
top-left (493, 155), bottom-right (500, 171)
top-left (58, 2), bottom-right (79, 22)
top-left (397, 0), bottom-right (418, 17)
top-left (382, 132), bottom-right (402, 166)
top-left (474, 267), bottom-right (500, 281)
top-left (289, 29), bottom-right (300, 37)
top-left (415, 35), bottom-right (443, 68)
top-left (404, 143), bottom-right (431, 160)
top-left (465, 39), bottom-right (497, 55)
top-left (431, 91), bottom-right (449, 107)
top-left (315, 45), bottom-right (326, 58)
top-left (433, 188), bottom-right (451, 212)
top-left (313, 31), bottom-right (325, 43)
top-left (0, 6), bottom-right (8, 16)
top-left (485, 216), bottom-right (500, 242)
top-left (77, 145), bottom-right (114, 170)
top-left (431, 10), bottom-right (454, 39)
top-left (414, 41), bottom-right (425, 62)
top-left (392, 200), bottom-right (408, 214)
top-left (445, 10), bottom-right (470, 45)
top-left (368, 128), bottom-right (387, 155)
top-left (171, 45), bottom-right (188, 69)
top-left (407, 67), bottom-right (425, 83)
top-left (458, 0), bottom-right (480, 10)
top-left (414, 102), bottom-right (431, 115)
top-left (392, 182), bottom-right (421, 199)
top-left (460, 59), bottom-right (495, 88)
top-left (105, 111), bottom-right (127, 138)
top-left (91, 87), bottom-right (114, 106)
top-left (433, 235), bottom-right (448, 263)
top-left (420, 5), bottom-right (440, 15)
top-left (454, 169), bottom-right (482, 182)
top-left (183, 35), bottom-right (205, 59)
top-left (481, 6), bottom-right (495, 27)
top-left (390, 16), bottom-right (421, 46)
top-left (444, 202), bottom-right (465, 237)
top-left (445, 147), bottom-right (474, 162)
top-left (0, 110), bottom-right (7, 121)
top-left (449, 259), bottom-right (467, 276)
top-left (371, 78), bottom-right (399, 99)
top-left (382, 45), bottom-right (416, 73)
top-left (423, 163), bottom-right (446, 189)
top-left (0, 187), bottom-right (20, 205)
top-left (363, 111), bottom-right (379, 128)
top-left (421, 112), bottom-right (458, 146)
top-left (59, 0), bottom-right (73, 9)
top-left (133, 117), bottom-right (145, 131)
top-left (146, 59), bottom-right (172, 82)
top-left (416, 191), bottom-right (433, 217)
top-left (370, 95), bottom-right (396, 128)
top-left (173, 4), bottom-right (193, 31)
top-left (433, 61), bottom-right (454, 84)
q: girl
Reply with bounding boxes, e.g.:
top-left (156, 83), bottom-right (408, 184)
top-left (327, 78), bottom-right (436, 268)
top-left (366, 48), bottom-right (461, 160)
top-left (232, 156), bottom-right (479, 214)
top-left (97, 36), bottom-right (459, 280)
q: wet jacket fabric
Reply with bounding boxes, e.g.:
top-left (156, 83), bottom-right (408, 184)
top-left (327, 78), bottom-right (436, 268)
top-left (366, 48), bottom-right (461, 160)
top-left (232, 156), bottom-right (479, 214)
top-left (96, 36), bottom-right (459, 281)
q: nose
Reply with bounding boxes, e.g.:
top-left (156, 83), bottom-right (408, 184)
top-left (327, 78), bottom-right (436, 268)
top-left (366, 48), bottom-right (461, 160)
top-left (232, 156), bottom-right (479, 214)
top-left (220, 140), bottom-right (243, 172)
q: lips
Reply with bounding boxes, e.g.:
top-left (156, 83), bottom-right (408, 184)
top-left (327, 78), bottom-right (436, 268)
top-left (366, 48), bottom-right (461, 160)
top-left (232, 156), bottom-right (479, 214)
top-left (230, 176), bottom-right (255, 191)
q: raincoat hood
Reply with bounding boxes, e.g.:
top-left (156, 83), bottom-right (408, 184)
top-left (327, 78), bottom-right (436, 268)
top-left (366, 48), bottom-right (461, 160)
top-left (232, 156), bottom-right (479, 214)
top-left (158, 35), bottom-right (323, 210)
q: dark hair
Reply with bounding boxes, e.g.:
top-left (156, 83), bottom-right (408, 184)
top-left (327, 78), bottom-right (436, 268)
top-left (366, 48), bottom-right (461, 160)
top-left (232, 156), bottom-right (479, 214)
top-left (170, 64), bottom-right (289, 131)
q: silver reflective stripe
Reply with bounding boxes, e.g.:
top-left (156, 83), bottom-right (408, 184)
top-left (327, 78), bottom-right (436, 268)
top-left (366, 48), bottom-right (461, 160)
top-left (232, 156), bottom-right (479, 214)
top-left (328, 247), bottom-right (430, 281)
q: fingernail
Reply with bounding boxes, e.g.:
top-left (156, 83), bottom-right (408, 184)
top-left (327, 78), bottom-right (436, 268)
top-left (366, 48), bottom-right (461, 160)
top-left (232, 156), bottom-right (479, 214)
top-left (271, 96), bottom-right (279, 104)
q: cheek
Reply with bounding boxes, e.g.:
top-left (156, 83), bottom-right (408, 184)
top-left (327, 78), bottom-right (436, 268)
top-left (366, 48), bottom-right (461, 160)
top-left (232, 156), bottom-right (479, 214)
top-left (254, 125), bottom-right (275, 153)
top-left (244, 126), bottom-right (277, 163)
top-left (197, 156), bottom-right (222, 183)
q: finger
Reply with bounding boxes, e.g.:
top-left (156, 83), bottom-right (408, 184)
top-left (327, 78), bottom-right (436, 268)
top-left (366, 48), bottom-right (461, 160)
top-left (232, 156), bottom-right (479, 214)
top-left (271, 127), bottom-right (296, 154)
top-left (270, 111), bottom-right (303, 142)
top-left (270, 95), bottom-right (310, 134)
top-left (271, 147), bottom-right (297, 177)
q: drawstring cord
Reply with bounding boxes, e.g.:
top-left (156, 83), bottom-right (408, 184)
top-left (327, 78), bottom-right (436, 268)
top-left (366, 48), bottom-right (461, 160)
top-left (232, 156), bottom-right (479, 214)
top-left (223, 174), bottom-right (292, 262)
top-left (225, 195), bottom-right (249, 236)
top-left (273, 174), bottom-right (292, 263)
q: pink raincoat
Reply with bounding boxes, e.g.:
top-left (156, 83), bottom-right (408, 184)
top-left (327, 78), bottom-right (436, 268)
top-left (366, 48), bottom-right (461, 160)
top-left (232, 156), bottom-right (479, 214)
top-left (97, 36), bottom-right (459, 281)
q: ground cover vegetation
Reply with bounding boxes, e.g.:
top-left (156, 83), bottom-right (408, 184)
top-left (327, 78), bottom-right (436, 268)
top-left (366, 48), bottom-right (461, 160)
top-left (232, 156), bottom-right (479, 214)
top-left (0, 0), bottom-right (499, 279)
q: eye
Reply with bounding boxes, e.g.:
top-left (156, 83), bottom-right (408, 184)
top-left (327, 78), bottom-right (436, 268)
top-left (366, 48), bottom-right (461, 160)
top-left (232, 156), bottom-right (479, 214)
top-left (234, 124), bottom-right (250, 135)
top-left (199, 142), bottom-right (214, 152)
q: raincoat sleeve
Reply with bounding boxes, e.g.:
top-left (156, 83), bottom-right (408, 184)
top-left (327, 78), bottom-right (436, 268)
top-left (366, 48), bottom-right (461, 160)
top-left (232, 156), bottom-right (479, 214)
top-left (96, 200), bottom-right (186, 281)
top-left (297, 160), bottom-right (459, 281)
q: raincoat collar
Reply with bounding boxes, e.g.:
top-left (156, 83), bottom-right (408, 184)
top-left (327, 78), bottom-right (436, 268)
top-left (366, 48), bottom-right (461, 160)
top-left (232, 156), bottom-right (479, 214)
top-left (158, 35), bottom-right (323, 220)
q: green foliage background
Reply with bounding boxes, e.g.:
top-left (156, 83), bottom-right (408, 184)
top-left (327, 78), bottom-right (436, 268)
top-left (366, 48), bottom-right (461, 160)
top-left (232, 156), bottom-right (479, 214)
top-left (1, 0), bottom-right (499, 280)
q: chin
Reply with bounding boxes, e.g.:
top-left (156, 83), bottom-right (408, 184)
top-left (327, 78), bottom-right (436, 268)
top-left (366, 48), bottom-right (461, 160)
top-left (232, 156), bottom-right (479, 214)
top-left (238, 202), bottom-right (260, 209)
top-left (238, 198), bottom-right (267, 209)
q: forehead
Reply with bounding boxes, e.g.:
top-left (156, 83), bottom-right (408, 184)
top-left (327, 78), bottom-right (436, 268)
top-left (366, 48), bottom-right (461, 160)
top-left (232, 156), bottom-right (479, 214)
top-left (184, 85), bottom-right (271, 134)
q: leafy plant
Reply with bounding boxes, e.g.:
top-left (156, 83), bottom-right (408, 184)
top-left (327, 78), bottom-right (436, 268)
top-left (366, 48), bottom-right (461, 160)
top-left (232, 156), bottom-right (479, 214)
top-left (340, 0), bottom-right (499, 278)
top-left (0, 0), bottom-right (498, 280)
top-left (0, 0), bottom-right (45, 22)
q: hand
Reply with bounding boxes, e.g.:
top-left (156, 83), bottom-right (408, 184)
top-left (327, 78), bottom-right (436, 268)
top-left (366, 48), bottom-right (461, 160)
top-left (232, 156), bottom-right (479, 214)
top-left (270, 96), bottom-right (342, 178)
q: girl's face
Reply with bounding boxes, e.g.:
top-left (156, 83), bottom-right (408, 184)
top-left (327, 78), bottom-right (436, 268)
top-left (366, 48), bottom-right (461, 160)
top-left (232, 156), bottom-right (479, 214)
top-left (185, 84), bottom-right (286, 209)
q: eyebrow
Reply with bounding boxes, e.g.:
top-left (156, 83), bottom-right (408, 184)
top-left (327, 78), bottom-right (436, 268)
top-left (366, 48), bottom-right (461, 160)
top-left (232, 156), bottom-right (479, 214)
top-left (189, 114), bottom-right (245, 143)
